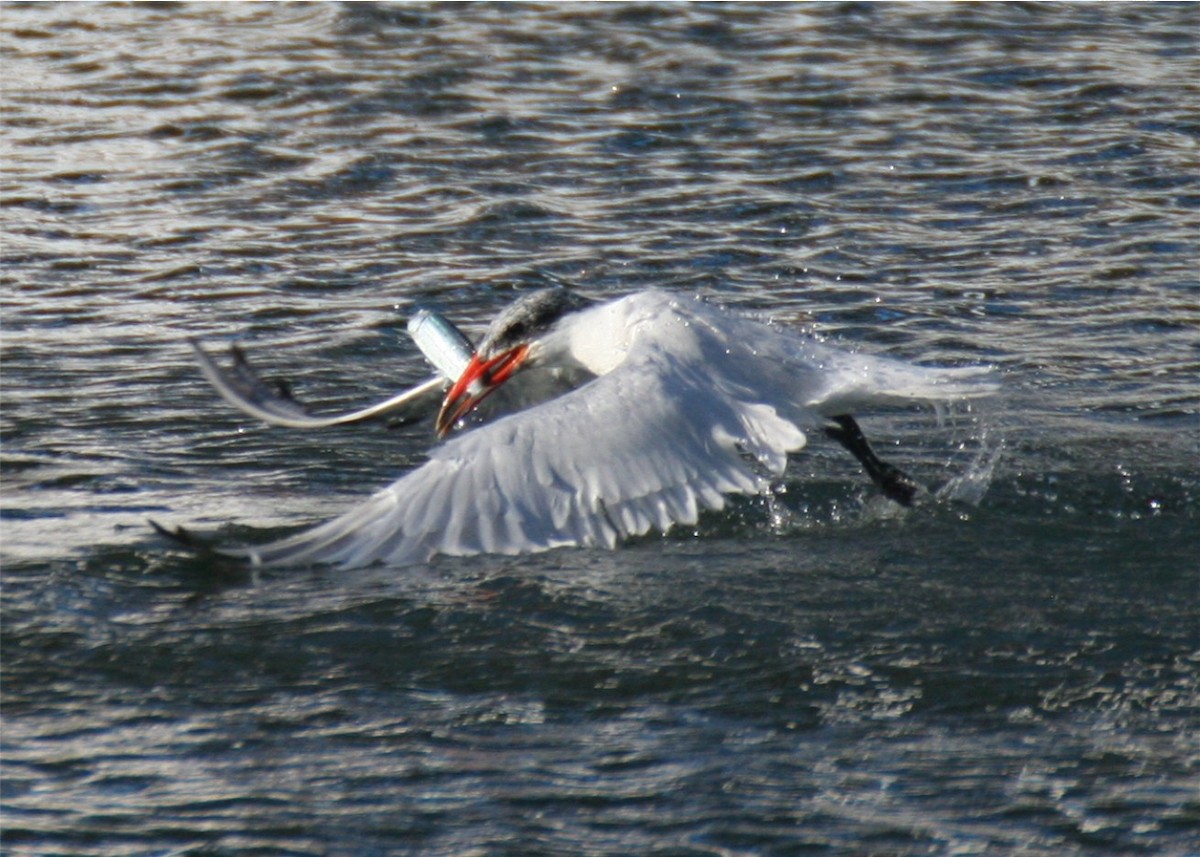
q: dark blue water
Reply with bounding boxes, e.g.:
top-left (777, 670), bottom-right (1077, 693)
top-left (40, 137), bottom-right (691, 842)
top-left (3, 3), bottom-right (1198, 854)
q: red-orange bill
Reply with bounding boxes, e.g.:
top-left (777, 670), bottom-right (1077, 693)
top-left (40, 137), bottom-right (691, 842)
top-left (435, 344), bottom-right (530, 437)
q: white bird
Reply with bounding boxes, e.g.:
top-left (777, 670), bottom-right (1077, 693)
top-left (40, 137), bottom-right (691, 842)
top-left (160, 289), bottom-right (997, 568)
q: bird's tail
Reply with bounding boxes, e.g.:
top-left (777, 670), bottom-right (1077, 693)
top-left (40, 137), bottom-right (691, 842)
top-left (804, 347), bottom-right (998, 415)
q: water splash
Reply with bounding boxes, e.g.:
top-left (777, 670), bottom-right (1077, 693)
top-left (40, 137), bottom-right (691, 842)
top-left (936, 434), bottom-right (1005, 507)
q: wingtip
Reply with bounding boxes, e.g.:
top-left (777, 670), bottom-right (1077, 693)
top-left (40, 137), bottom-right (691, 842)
top-left (149, 518), bottom-right (216, 554)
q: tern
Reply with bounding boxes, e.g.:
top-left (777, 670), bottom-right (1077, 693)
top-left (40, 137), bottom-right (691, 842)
top-left (159, 288), bottom-right (997, 568)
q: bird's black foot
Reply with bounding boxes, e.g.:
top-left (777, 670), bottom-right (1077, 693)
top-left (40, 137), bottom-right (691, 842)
top-left (824, 414), bottom-right (922, 507)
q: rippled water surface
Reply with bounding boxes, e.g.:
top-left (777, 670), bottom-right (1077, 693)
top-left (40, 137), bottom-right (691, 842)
top-left (3, 3), bottom-right (1198, 855)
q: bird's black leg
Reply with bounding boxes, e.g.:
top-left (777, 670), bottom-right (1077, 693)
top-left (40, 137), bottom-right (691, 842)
top-left (823, 414), bottom-right (921, 507)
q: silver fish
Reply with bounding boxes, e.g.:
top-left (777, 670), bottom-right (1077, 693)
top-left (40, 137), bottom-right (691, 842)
top-left (407, 308), bottom-right (476, 381)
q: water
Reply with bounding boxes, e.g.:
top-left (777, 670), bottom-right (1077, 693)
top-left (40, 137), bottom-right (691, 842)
top-left (2, 3), bottom-right (1198, 854)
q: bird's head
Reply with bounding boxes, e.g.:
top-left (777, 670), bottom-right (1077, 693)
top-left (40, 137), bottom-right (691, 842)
top-left (435, 288), bottom-right (592, 437)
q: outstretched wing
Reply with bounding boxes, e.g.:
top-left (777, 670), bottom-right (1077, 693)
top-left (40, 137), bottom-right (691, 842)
top-left (214, 353), bottom-right (807, 568)
top-left (191, 339), bottom-right (445, 429)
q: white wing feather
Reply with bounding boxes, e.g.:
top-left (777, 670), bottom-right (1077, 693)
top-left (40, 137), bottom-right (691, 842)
top-left (212, 291), bottom-right (996, 568)
top-left (223, 351), bottom-right (803, 567)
